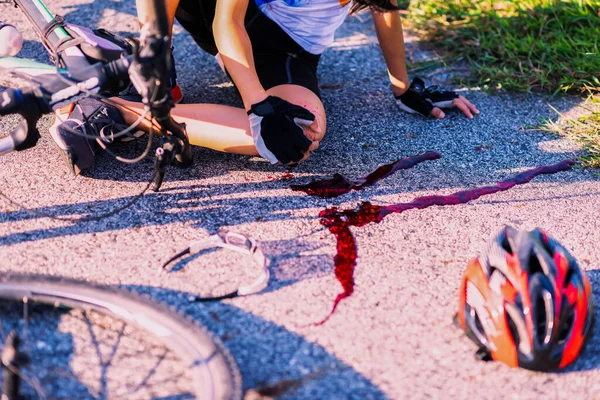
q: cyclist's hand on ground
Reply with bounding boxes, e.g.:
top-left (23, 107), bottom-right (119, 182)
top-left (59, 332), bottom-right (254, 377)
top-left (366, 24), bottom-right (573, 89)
top-left (248, 96), bottom-right (317, 164)
top-left (425, 86), bottom-right (480, 119)
top-left (395, 77), bottom-right (480, 120)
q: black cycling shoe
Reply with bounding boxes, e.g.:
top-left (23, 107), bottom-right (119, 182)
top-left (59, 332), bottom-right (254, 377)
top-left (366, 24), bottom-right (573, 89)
top-left (49, 97), bottom-right (131, 176)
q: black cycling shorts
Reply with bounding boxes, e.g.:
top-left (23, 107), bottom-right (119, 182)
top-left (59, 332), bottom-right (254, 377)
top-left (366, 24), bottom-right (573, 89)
top-left (175, 0), bottom-right (321, 98)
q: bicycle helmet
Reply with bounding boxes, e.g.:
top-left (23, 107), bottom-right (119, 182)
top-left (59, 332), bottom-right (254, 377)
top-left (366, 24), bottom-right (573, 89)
top-left (456, 226), bottom-right (594, 371)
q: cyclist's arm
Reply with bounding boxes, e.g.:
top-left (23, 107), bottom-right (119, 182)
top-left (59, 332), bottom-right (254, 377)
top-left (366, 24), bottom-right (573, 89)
top-left (136, 0), bottom-right (180, 35)
top-left (371, 4), bottom-right (409, 97)
top-left (213, 0), bottom-right (268, 110)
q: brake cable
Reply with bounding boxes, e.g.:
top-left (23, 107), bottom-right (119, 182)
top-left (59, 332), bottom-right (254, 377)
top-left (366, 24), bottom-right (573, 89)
top-left (0, 34), bottom-right (180, 221)
top-left (50, 45), bottom-right (157, 155)
top-left (0, 170), bottom-right (155, 223)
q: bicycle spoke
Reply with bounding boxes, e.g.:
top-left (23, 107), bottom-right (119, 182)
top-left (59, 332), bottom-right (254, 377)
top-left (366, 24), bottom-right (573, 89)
top-left (21, 297), bottom-right (29, 354)
top-left (1, 307), bottom-right (193, 398)
top-left (0, 276), bottom-right (241, 399)
top-left (83, 310), bottom-right (126, 399)
top-left (46, 366), bottom-right (102, 400)
top-left (0, 314), bottom-right (7, 342)
top-left (130, 349), bottom-right (168, 395)
top-left (4, 355), bottom-right (47, 400)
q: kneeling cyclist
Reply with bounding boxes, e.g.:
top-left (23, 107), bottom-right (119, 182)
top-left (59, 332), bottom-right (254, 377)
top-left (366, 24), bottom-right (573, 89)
top-left (51, 0), bottom-right (480, 175)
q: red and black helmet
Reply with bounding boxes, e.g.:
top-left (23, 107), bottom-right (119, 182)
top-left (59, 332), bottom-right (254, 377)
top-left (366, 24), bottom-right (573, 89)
top-left (456, 226), bottom-right (594, 371)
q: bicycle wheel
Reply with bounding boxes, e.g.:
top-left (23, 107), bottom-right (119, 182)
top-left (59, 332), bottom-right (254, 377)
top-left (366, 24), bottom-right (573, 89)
top-left (0, 274), bottom-right (242, 400)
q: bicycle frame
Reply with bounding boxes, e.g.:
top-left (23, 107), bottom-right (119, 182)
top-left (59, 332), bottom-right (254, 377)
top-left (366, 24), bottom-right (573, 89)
top-left (12, 0), bottom-right (92, 71)
top-left (1, 0), bottom-right (192, 190)
top-left (12, 0), bottom-right (173, 74)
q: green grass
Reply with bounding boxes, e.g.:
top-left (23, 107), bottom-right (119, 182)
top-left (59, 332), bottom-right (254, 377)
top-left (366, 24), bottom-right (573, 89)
top-left (407, 0), bottom-right (600, 94)
top-left (541, 98), bottom-right (600, 167)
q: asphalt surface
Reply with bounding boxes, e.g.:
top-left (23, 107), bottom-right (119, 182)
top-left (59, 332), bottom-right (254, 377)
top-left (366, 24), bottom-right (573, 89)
top-left (2, 1), bottom-right (600, 399)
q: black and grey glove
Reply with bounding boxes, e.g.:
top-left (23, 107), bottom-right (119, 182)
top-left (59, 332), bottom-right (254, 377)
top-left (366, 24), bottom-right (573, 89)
top-left (248, 96), bottom-right (315, 164)
top-left (395, 77), bottom-right (459, 117)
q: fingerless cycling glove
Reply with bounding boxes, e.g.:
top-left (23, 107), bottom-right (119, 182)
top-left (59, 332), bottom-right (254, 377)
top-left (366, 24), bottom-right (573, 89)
top-left (248, 96), bottom-right (315, 164)
top-left (395, 77), bottom-right (459, 117)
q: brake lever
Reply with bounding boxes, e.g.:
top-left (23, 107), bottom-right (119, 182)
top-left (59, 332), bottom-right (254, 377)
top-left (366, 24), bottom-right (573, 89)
top-left (159, 117), bottom-right (193, 167)
top-left (0, 87), bottom-right (49, 155)
top-left (152, 139), bottom-right (177, 192)
top-left (128, 32), bottom-right (193, 191)
top-left (152, 147), bottom-right (167, 192)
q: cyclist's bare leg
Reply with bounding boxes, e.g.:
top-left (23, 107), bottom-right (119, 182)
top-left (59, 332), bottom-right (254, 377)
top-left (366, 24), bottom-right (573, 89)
top-left (113, 84), bottom-right (326, 158)
top-left (135, 0), bottom-right (180, 34)
top-left (133, 2), bottom-right (325, 160)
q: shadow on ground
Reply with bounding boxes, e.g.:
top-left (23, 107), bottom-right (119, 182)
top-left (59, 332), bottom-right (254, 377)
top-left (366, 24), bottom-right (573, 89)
top-left (0, 129), bottom-right (596, 248)
top-left (0, 304), bottom-right (97, 398)
top-left (128, 285), bottom-right (390, 399)
top-left (1, 284), bottom-right (390, 399)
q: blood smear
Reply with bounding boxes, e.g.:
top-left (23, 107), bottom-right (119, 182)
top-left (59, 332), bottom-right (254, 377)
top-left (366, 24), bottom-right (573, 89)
top-left (314, 159), bottom-right (575, 325)
top-left (290, 151), bottom-right (442, 198)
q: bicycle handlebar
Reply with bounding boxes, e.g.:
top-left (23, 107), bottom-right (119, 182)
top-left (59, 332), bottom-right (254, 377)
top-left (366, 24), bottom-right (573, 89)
top-left (0, 88), bottom-right (45, 156)
top-left (0, 56), bottom-right (131, 155)
top-left (1, 0), bottom-right (191, 190)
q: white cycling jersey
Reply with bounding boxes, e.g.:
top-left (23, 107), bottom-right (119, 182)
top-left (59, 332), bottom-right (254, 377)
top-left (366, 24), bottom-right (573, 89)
top-left (254, 0), bottom-right (351, 55)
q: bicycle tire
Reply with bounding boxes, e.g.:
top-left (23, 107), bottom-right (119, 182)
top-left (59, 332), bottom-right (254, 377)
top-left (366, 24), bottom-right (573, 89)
top-left (0, 273), bottom-right (243, 400)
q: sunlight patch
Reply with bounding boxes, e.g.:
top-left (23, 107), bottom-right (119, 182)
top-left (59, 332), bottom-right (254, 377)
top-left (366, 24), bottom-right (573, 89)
top-left (211, 81), bottom-right (235, 88)
top-left (330, 33), bottom-right (377, 51)
top-left (537, 139), bottom-right (582, 153)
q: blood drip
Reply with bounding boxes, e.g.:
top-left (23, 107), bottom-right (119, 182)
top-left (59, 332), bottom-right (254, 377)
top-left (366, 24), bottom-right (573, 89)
top-left (314, 159), bottom-right (575, 325)
top-left (291, 151), bottom-right (442, 198)
top-left (267, 173), bottom-right (294, 181)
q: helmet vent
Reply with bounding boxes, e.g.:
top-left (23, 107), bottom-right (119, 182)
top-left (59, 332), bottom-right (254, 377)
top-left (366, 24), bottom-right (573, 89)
top-left (535, 295), bottom-right (547, 339)
top-left (557, 298), bottom-right (575, 344)
top-left (534, 290), bottom-right (554, 346)
top-left (474, 313), bottom-right (485, 335)
top-left (507, 314), bottom-right (521, 346)
top-left (528, 251), bottom-right (544, 276)
top-left (465, 282), bottom-right (493, 349)
top-left (466, 305), bottom-right (491, 349)
top-left (539, 236), bottom-right (554, 256)
top-left (563, 267), bottom-right (574, 288)
top-left (506, 302), bottom-right (533, 357)
top-left (500, 235), bottom-right (513, 255)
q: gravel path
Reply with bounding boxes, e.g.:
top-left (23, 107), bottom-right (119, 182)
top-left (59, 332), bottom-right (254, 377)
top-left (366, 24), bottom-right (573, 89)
top-left (2, 1), bottom-right (600, 399)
